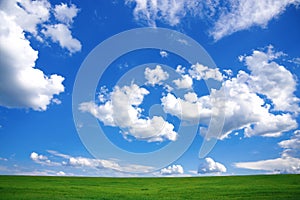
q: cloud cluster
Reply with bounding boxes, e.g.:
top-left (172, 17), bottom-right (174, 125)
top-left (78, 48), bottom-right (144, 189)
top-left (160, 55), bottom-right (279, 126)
top-left (198, 157), bottom-right (226, 174)
top-left (160, 164), bottom-right (184, 175)
top-left (145, 65), bottom-right (169, 86)
top-left (161, 47), bottom-right (299, 140)
top-left (0, 0), bottom-right (81, 111)
top-left (279, 130), bottom-right (300, 158)
top-left (126, 0), bottom-right (300, 40)
top-left (234, 130), bottom-right (300, 174)
top-left (30, 152), bottom-right (59, 166)
top-left (80, 46), bottom-right (299, 144)
top-left (42, 2), bottom-right (81, 53)
top-left (79, 83), bottom-right (177, 142)
top-left (30, 150), bottom-right (154, 173)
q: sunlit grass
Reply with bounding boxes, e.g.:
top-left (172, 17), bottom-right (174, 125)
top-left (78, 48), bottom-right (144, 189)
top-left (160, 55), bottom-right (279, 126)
top-left (0, 174), bottom-right (299, 199)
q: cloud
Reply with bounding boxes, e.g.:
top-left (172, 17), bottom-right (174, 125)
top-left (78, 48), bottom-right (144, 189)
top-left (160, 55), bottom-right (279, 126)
top-left (0, 157), bottom-right (8, 161)
top-left (0, 0), bottom-right (82, 111)
top-left (30, 152), bottom-right (59, 166)
top-left (188, 63), bottom-right (223, 81)
top-left (210, 0), bottom-right (300, 40)
top-left (0, 0), bottom-right (51, 35)
top-left (198, 157), bottom-right (227, 174)
top-left (125, 0), bottom-right (199, 26)
top-left (279, 130), bottom-right (300, 158)
top-left (241, 45), bottom-right (299, 112)
top-left (160, 164), bottom-right (184, 175)
top-left (56, 171), bottom-right (66, 176)
top-left (42, 23), bottom-right (82, 54)
top-left (161, 47), bottom-right (299, 140)
top-left (53, 3), bottom-right (79, 25)
top-left (161, 92), bottom-right (212, 123)
top-left (234, 157), bottom-right (300, 174)
top-left (173, 74), bottom-right (193, 89)
top-left (126, 0), bottom-right (299, 40)
top-left (0, 9), bottom-right (65, 111)
top-left (159, 50), bottom-right (168, 58)
top-left (235, 130), bottom-right (300, 174)
top-left (144, 65), bottom-right (169, 86)
top-left (79, 83), bottom-right (177, 142)
top-left (66, 157), bottom-right (121, 171)
top-left (30, 150), bottom-right (155, 174)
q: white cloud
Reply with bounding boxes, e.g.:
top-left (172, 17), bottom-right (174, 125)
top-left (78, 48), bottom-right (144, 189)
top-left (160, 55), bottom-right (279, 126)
top-left (0, 157), bottom-right (8, 161)
top-left (126, 0), bottom-right (300, 41)
top-left (67, 157), bottom-right (121, 171)
top-left (161, 92), bottom-right (212, 123)
top-left (0, 0), bottom-right (51, 35)
top-left (279, 130), bottom-right (300, 158)
top-left (175, 65), bottom-right (186, 74)
top-left (188, 63), bottom-right (223, 81)
top-left (173, 74), bottom-right (193, 89)
top-left (144, 65), bottom-right (169, 86)
top-left (160, 164), bottom-right (184, 175)
top-left (234, 157), bottom-right (300, 174)
top-left (42, 23), bottom-right (82, 54)
top-left (53, 3), bottom-right (79, 25)
top-left (0, 0), bottom-right (82, 111)
top-left (198, 157), bottom-right (227, 174)
top-left (30, 150), bottom-right (155, 174)
top-left (235, 130), bottom-right (300, 174)
top-left (242, 46), bottom-right (299, 112)
top-left (210, 0), bottom-right (300, 40)
top-left (56, 171), bottom-right (66, 176)
top-left (0, 10), bottom-right (65, 111)
top-left (162, 47), bottom-right (299, 140)
top-left (30, 152), bottom-right (59, 166)
top-left (159, 50), bottom-right (168, 58)
top-left (126, 0), bottom-right (198, 26)
top-left (80, 83), bottom-right (177, 142)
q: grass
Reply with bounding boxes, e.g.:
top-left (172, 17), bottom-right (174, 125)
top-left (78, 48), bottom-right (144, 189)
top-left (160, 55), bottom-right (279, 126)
top-left (0, 174), bottom-right (299, 199)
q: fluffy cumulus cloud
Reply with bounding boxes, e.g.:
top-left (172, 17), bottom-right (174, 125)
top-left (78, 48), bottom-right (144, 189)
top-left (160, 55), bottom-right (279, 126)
top-left (79, 83), bottom-right (177, 142)
top-left (0, 0), bottom-right (51, 36)
top-left (53, 3), bottom-right (79, 25)
top-left (173, 74), bottom-right (193, 89)
top-left (42, 23), bottom-right (81, 54)
top-left (161, 92), bottom-right (212, 123)
top-left (30, 152), bottom-right (59, 166)
top-left (188, 63), bottom-right (223, 81)
top-left (145, 65), bottom-right (169, 86)
top-left (126, 0), bottom-right (300, 40)
top-left (0, 8), bottom-right (64, 111)
top-left (235, 130), bottom-right (300, 174)
top-left (162, 47), bottom-right (299, 140)
top-left (198, 157), bottom-right (226, 174)
top-left (241, 46), bottom-right (299, 112)
top-left (160, 164), bottom-right (184, 175)
top-left (0, 0), bottom-right (81, 111)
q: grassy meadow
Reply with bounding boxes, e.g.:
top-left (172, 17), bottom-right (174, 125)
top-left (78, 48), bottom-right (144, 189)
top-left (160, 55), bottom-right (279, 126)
top-left (0, 174), bottom-right (299, 199)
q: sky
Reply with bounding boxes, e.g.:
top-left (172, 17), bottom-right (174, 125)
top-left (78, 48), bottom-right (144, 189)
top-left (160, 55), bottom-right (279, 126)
top-left (0, 0), bottom-right (300, 177)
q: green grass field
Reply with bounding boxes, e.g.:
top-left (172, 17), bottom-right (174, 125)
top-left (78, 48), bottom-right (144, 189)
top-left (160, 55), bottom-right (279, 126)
top-left (0, 174), bottom-right (299, 199)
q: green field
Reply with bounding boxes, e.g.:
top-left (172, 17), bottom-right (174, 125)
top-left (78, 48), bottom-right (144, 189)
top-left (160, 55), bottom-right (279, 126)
top-left (0, 174), bottom-right (299, 199)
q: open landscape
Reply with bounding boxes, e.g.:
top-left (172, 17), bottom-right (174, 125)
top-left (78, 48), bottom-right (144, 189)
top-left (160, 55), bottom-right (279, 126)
top-left (0, 174), bottom-right (299, 199)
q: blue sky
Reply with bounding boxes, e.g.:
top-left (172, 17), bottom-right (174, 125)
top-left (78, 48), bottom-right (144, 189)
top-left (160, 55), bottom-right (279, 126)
top-left (0, 0), bottom-right (300, 176)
